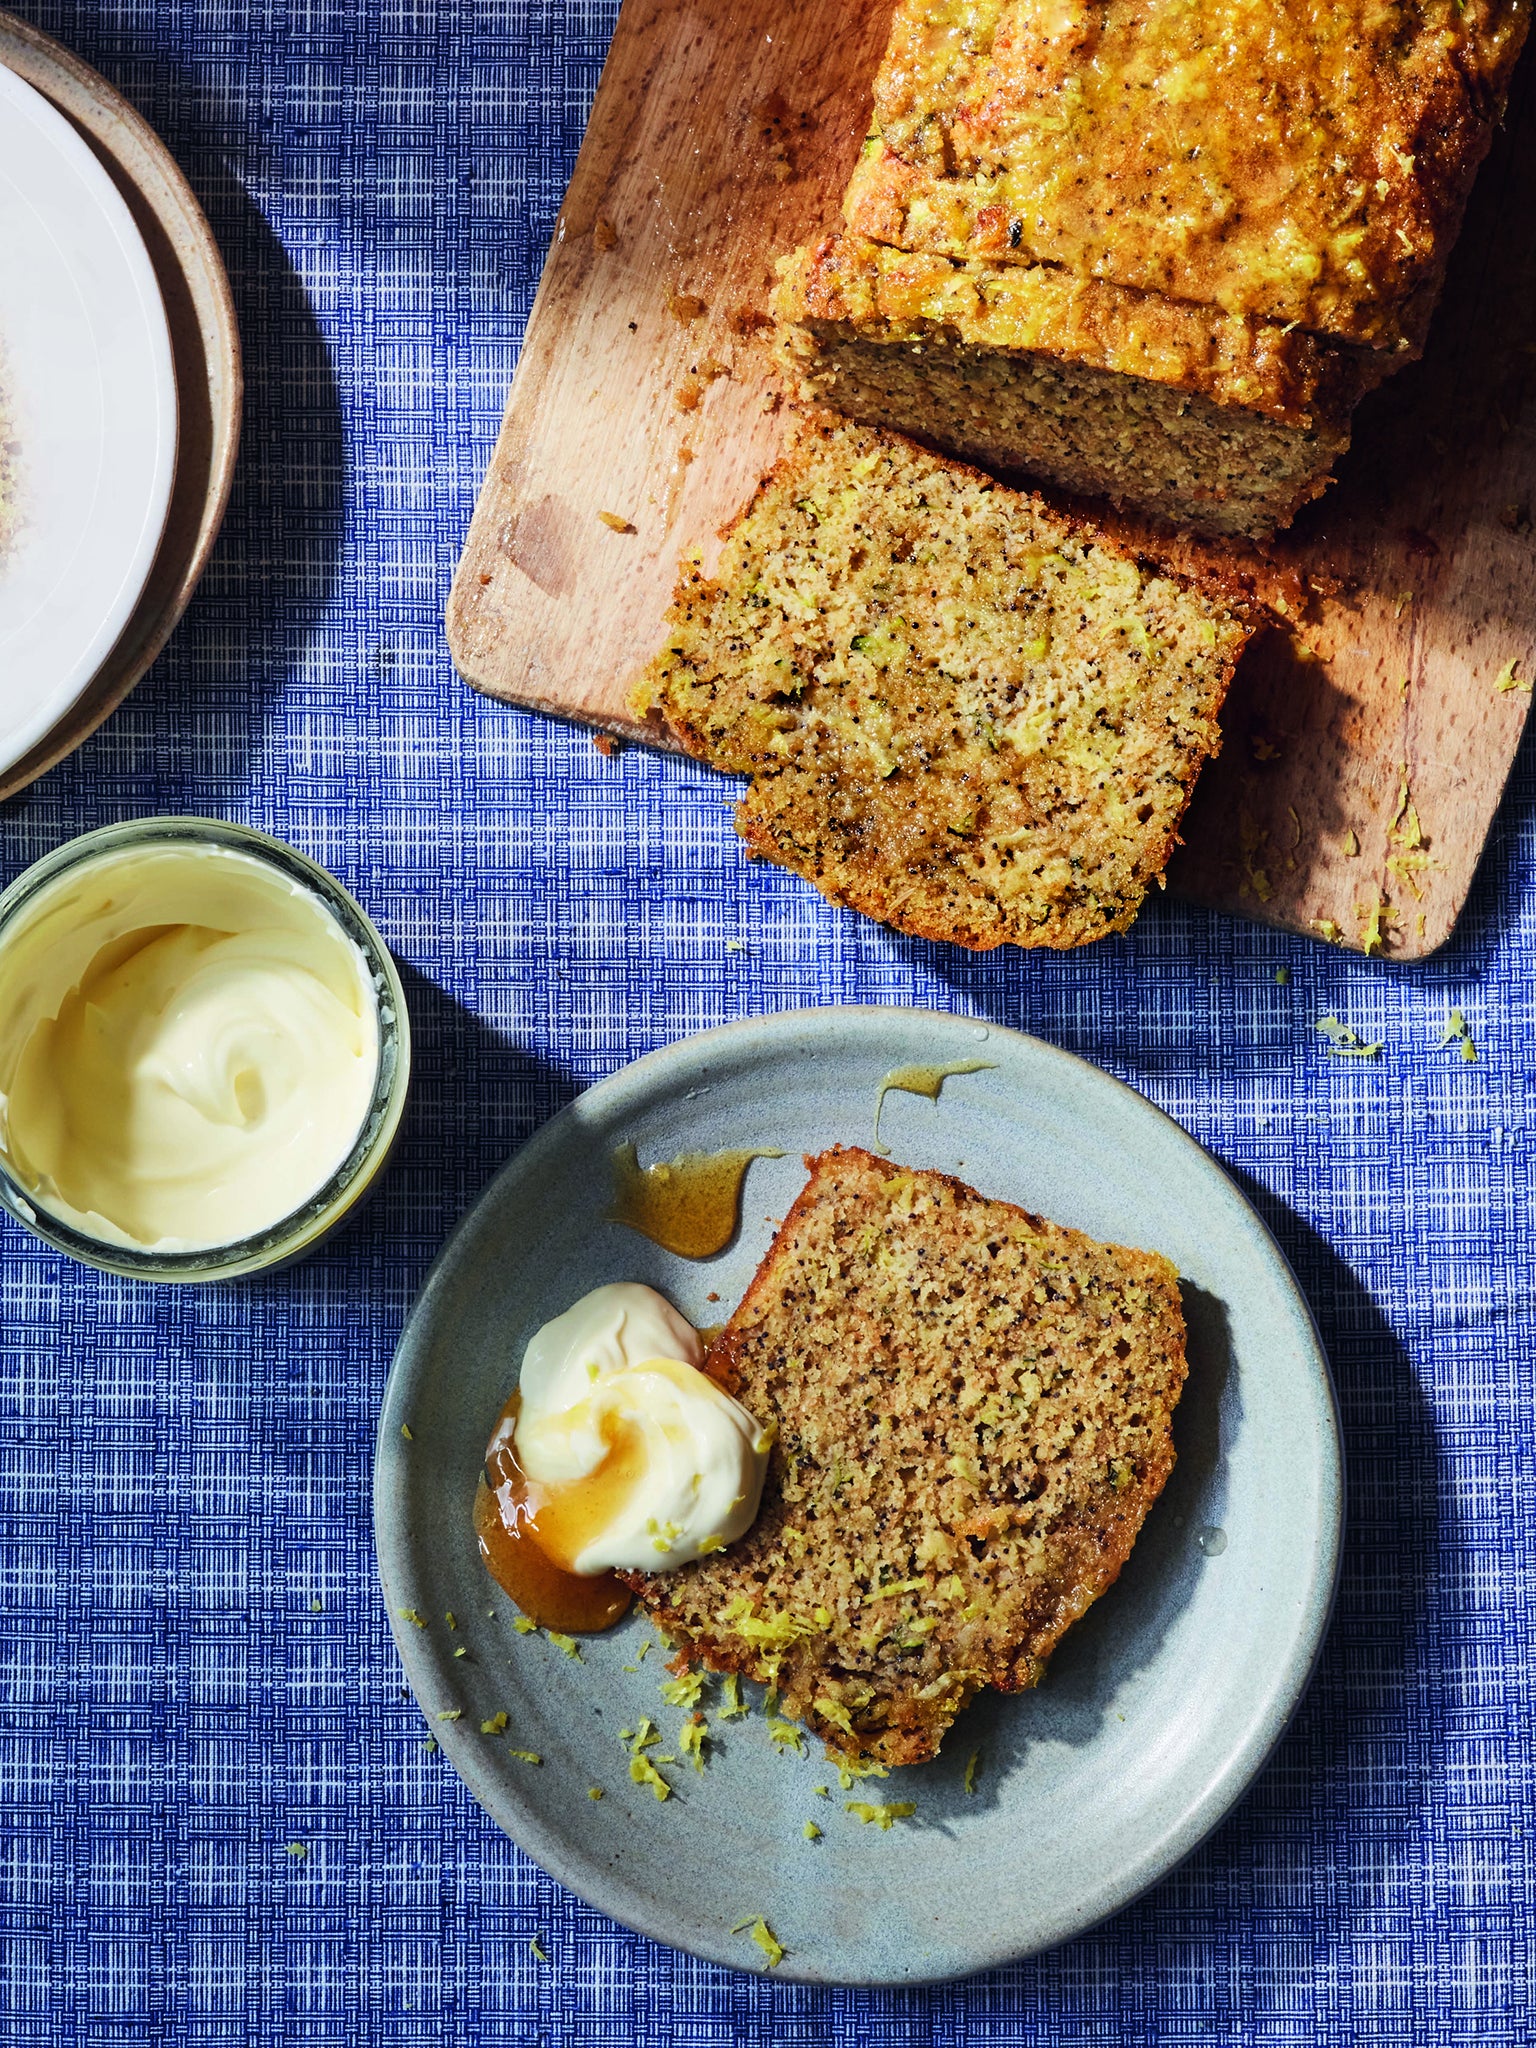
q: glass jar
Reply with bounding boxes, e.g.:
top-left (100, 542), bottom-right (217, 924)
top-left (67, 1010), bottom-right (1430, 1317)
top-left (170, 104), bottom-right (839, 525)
top-left (0, 816), bottom-right (410, 1280)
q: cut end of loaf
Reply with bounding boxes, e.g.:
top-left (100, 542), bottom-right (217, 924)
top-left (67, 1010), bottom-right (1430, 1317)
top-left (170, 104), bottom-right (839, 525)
top-left (774, 235), bottom-right (1369, 541)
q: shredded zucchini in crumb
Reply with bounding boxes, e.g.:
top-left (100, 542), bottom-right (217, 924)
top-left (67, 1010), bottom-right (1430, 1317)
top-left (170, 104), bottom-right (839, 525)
top-left (846, 1799), bottom-right (917, 1829)
top-left (813, 1693), bottom-right (855, 1735)
top-left (731, 1916), bottom-right (785, 1967)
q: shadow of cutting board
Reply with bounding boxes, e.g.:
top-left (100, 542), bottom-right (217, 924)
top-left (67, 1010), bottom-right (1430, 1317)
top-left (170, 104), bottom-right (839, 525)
top-left (448, 0), bottom-right (1536, 960)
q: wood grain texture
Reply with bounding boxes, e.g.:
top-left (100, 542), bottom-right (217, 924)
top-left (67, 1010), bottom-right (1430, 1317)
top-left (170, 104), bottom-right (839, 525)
top-left (448, 0), bottom-right (1536, 960)
top-left (446, 0), bottom-right (894, 731)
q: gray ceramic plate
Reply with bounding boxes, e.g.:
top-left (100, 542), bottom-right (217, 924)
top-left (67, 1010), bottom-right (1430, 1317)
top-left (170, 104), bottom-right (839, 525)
top-left (375, 1008), bottom-right (1341, 1985)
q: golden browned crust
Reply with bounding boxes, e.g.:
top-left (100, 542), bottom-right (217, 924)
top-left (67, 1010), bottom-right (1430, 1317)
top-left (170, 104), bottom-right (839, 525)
top-left (775, 231), bottom-right (1369, 432)
top-left (624, 1146), bottom-right (1189, 1766)
top-left (856, 0), bottom-right (1530, 351)
top-left (631, 410), bottom-right (1254, 950)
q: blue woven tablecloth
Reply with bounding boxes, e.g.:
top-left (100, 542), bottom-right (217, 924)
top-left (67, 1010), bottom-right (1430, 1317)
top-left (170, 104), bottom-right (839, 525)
top-left (2, 3), bottom-right (1532, 2039)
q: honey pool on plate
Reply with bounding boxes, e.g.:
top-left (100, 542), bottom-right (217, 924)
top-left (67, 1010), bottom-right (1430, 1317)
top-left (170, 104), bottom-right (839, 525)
top-left (475, 1394), bottom-right (634, 1634)
top-left (608, 1141), bottom-right (783, 1258)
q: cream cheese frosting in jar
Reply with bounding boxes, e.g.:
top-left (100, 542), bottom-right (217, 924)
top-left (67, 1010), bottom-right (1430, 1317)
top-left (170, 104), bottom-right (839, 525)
top-left (504, 1282), bottom-right (770, 1576)
top-left (0, 819), bottom-right (409, 1278)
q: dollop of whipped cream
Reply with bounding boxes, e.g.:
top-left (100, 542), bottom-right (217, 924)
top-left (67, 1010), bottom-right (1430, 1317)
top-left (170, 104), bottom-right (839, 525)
top-left (514, 1282), bottom-right (768, 1575)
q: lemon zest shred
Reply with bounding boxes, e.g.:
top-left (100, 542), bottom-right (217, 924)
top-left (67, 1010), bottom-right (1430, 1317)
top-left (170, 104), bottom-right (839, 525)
top-left (678, 1716), bottom-right (709, 1773)
top-left (730, 1916), bottom-right (785, 1967)
top-left (1438, 1008), bottom-right (1479, 1063)
top-left (813, 1694), bottom-right (855, 1736)
top-left (630, 1755), bottom-right (672, 1800)
top-left (846, 1799), bottom-right (917, 1830)
top-left (767, 1715), bottom-right (807, 1756)
top-left (1317, 1015), bottom-right (1383, 1059)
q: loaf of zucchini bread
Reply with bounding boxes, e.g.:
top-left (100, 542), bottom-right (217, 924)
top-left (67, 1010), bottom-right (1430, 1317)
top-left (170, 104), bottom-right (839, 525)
top-left (776, 0), bottom-right (1530, 537)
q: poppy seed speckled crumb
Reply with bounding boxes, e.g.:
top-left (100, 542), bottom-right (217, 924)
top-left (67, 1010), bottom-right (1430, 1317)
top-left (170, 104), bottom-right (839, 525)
top-left (625, 1146), bottom-right (1188, 1767)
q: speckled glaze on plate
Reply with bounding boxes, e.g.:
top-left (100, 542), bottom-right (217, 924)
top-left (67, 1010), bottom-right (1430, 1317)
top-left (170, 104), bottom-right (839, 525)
top-left (375, 1008), bottom-right (1341, 1985)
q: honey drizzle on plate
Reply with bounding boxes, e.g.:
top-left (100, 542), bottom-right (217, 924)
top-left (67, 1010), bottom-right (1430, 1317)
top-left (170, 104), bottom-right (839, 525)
top-left (872, 1061), bottom-right (997, 1153)
top-left (609, 1142), bottom-right (784, 1258)
top-left (474, 1393), bottom-right (633, 1634)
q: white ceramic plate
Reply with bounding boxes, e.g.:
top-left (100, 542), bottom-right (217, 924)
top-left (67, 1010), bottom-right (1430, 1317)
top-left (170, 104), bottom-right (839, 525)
top-left (376, 1009), bottom-right (1343, 1984)
top-left (0, 63), bottom-right (176, 773)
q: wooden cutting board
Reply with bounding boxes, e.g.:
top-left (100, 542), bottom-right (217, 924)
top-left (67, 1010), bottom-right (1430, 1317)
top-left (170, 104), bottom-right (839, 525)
top-left (447, 0), bottom-right (1536, 960)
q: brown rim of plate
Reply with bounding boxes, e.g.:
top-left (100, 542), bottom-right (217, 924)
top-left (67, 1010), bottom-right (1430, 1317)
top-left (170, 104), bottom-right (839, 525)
top-left (0, 14), bottom-right (242, 801)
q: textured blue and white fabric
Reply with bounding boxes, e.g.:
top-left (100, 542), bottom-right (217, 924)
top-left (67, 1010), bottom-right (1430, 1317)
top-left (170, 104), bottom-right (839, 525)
top-left (1, 3), bottom-right (1532, 2040)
